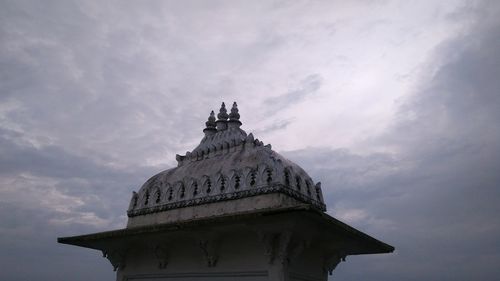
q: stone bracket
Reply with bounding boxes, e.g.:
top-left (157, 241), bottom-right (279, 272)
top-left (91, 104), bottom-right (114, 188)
top-left (288, 238), bottom-right (309, 264)
top-left (102, 249), bottom-right (127, 272)
top-left (154, 245), bottom-right (170, 269)
top-left (258, 231), bottom-right (298, 265)
top-left (323, 253), bottom-right (346, 275)
top-left (199, 239), bottom-right (219, 267)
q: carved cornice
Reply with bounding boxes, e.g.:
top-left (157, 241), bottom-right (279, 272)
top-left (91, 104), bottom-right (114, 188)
top-left (127, 183), bottom-right (326, 217)
top-left (122, 271), bottom-right (268, 280)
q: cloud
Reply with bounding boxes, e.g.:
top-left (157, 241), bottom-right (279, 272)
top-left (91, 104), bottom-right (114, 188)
top-left (0, 1), bottom-right (499, 281)
top-left (0, 126), bottom-right (159, 281)
top-left (253, 118), bottom-right (294, 136)
top-left (283, 2), bottom-right (500, 280)
top-left (264, 74), bottom-right (323, 113)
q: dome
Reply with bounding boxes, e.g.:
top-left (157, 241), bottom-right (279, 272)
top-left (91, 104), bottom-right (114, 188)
top-left (127, 102), bottom-right (326, 222)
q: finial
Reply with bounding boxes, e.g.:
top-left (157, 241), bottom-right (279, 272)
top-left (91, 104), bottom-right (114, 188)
top-left (217, 102), bottom-right (229, 120)
top-left (228, 101), bottom-right (242, 128)
top-left (206, 111), bottom-right (216, 127)
top-left (229, 102), bottom-right (240, 120)
top-left (216, 102), bottom-right (229, 131)
top-left (203, 110), bottom-right (217, 136)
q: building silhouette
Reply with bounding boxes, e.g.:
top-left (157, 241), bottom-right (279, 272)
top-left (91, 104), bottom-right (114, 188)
top-left (58, 102), bottom-right (393, 281)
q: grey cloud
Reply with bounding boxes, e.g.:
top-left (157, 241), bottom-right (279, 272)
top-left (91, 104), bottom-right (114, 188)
top-left (284, 2), bottom-right (500, 280)
top-left (285, 139), bottom-right (500, 280)
top-left (1, 128), bottom-right (124, 179)
top-left (0, 125), bottom-right (166, 213)
top-left (0, 1), bottom-right (499, 281)
top-left (253, 74), bottom-right (322, 136)
top-left (0, 129), bottom-right (160, 281)
top-left (264, 74), bottom-right (323, 112)
top-left (0, 202), bottom-right (115, 281)
top-left (0, 0), bottom-right (235, 168)
top-left (0, 2), bottom-right (335, 281)
top-left (253, 118), bottom-right (294, 136)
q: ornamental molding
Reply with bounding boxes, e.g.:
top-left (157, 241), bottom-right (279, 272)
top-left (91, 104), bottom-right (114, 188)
top-left (127, 183), bottom-right (326, 217)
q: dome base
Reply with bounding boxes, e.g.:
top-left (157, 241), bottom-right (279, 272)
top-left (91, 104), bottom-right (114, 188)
top-left (127, 192), bottom-right (312, 228)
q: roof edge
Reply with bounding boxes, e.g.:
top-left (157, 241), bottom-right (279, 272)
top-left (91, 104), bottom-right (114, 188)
top-left (58, 205), bottom-right (394, 254)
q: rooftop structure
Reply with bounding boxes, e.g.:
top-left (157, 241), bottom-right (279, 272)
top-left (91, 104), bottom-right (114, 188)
top-left (59, 102), bottom-right (394, 281)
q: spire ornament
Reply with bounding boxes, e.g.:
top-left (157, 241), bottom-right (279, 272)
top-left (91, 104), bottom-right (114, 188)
top-left (229, 102), bottom-right (240, 120)
top-left (206, 111), bottom-right (216, 128)
top-left (203, 111), bottom-right (217, 136)
top-left (217, 102), bottom-right (229, 120)
top-left (228, 102), bottom-right (242, 128)
top-left (216, 102), bottom-right (229, 131)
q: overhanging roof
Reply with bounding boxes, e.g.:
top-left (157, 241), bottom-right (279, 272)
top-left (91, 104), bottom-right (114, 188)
top-left (58, 205), bottom-right (394, 256)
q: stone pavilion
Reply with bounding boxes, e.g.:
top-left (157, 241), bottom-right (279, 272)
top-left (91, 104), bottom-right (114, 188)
top-left (58, 102), bottom-right (394, 281)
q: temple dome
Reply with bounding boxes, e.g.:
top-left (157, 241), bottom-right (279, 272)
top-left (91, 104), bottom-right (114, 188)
top-left (127, 102), bottom-right (325, 224)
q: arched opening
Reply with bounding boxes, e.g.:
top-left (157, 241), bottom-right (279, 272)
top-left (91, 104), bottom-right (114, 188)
top-left (266, 169), bottom-right (272, 184)
top-left (144, 190), bottom-right (150, 206)
top-left (218, 175), bottom-right (226, 192)
top-left (284, 169), bottom-right (291, 187)
top-left (167, 188), bottom-right (173, 201)
top-left (180, 184), bottom-right (186, 199)
top-left (234, 174), bottom-right (241, 190)
top-left (155, 189), bottom-right (161, 204)
top-left (249, 170), bottom-right (256, 186)
top-left (192, 181), bottom-right (199, 197)
top-left (306, 181), bottom-right (312, 196)
top-left (204, 178), bottom-right (212, 194)
top-left (296, 176), bottom-right (301, 191)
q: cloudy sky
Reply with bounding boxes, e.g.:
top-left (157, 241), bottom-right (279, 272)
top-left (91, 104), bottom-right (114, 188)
top-left (1, 0), bottom-right (499, 280)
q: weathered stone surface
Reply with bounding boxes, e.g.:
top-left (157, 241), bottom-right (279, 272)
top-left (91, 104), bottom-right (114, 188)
top-left (127, 193), bottom-right (305, 228)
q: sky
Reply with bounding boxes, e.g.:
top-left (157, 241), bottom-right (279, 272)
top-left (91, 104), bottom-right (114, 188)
top-left (0, 0), bottom-right (499, 280)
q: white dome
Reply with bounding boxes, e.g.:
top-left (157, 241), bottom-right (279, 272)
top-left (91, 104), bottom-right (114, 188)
top-left (127, 102), bottom-right (326, 219)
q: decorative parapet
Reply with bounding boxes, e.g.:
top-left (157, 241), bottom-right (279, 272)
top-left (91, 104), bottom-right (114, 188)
top-left (128, 182), bottom-right (326, 217)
